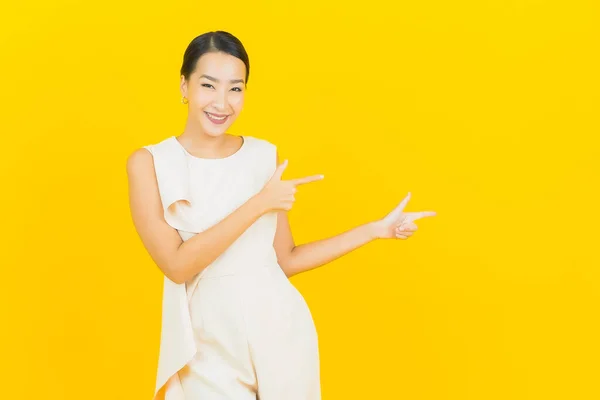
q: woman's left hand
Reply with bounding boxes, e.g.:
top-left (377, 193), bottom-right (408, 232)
top-left (371, 192), bottom-right (436, 240)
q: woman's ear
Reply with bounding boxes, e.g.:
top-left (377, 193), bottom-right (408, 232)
top-left (180, 75), bottom-right (188, 98)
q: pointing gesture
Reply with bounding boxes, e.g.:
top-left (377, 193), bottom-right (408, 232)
top-left (256, 159), bottom-right (324, 213)
top-left (374, 192), bottom-right (437, 240)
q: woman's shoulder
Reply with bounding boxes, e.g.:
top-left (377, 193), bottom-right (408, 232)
top-left (142, 135), bottom-right (176, 151)
top-left (244, 135), bottom-right (276, 151)
top-left (128, 136), bottom-right (173, 167)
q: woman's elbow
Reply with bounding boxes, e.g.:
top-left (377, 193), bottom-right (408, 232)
top-left (165, 256), bottom-right (209, 285)
top-left (160, 267), bottom-right (184, 285)
top-left (278, 259), bottom-right (296, 279)
top-left (161, 257), bottom-right (187, 285)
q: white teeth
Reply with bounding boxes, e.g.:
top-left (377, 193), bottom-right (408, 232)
top-left (207, 112), bottom-right (227, 120)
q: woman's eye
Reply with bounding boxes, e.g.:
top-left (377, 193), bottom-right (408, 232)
top-left (201, 84), bottom-right (241, 92)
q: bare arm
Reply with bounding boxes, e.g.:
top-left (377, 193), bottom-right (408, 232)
top-left (283, 221), bottom-right (379, 278)
top-left (275, 197), bottom-right (434, 278)
top-left (127, 148), bottom-right (266, 284)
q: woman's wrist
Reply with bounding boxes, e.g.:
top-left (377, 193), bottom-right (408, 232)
top-left (247, 192), bottom-right (269, 217)
top-left (366, 220), bottom-right (384, 240)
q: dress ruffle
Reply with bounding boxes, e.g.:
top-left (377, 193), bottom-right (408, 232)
top-left (149, 137), bottom-right (200, 233)
top-left (145, 138), bottom-right (199, 400)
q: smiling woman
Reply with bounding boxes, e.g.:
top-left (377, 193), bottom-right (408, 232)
top-left (127, 31), bottom-right (323, 400)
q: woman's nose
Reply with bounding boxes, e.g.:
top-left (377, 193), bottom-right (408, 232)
top-left (213, 91), bottom-right (228, 109)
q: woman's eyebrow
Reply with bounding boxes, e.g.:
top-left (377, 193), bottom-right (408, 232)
top-left (199, 74), bottom-right (244, 84)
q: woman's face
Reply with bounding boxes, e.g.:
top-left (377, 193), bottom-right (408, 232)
top-left (180, 51), bottom-right (246, 137)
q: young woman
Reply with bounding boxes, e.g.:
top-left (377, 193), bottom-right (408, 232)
top-left (127, 31), bottom-right (436, 400)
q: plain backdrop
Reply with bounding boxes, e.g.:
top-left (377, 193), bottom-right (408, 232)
top-left (1, 1), bottom-right (598, 399)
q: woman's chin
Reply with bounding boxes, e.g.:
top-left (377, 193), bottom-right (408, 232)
top-left (202, 126), bottom-right (228, 136)
top-left (201, 119), bottom-right (235, 135)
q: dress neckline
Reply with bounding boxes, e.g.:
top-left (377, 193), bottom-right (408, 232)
top-left (171, 135), bottom-right (247, 161)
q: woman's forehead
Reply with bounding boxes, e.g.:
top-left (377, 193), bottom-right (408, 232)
top-left (195, 52), bottom-right (246, 78)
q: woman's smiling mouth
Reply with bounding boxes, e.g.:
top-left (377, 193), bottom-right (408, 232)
top-left (205, 111), bottom-right (230, 124)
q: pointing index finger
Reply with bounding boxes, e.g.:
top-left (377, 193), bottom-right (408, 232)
top-left (404, 211), bottom-right (437, 222)
top-left (290, 174), bottom-right (325, 186)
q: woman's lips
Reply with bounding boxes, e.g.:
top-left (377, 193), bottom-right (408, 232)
top-left (205, 111), bottom-right (229, 124)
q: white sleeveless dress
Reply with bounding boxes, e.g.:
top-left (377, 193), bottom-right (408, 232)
top-left (143, 135), bottom-right (321, 400)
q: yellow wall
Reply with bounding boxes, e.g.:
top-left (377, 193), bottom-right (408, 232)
top-left (1, 1), bottom-right (598, 398)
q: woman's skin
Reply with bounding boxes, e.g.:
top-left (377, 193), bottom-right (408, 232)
top-left (126, 51), bottom-right (436, 283)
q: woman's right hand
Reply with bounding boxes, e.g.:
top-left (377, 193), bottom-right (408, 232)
top-left (255, 159), bottom-right (324, 213)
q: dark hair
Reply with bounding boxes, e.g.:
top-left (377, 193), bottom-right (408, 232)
top-left (180, 31), bottom-right (250, 86)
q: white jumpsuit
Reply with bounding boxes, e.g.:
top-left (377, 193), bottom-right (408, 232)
top-left (143, 135), bottom-right (321, 400)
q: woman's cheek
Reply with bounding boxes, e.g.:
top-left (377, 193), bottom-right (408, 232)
top-left (196, 91), bottom-right (213, 105)
top-left (231, 94), bottom-right (244, 110)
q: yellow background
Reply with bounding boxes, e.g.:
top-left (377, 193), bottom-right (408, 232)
top-left (1, 1), bottom-right (599, 399)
